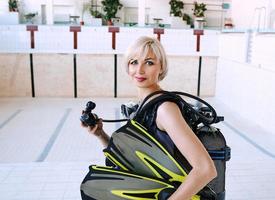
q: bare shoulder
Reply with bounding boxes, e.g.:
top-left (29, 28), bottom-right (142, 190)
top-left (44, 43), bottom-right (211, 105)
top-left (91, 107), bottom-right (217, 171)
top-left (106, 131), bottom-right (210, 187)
top-left (157, 101), bottom-right (182, 117)
top-left (156, 101), bottom-right (185, 131)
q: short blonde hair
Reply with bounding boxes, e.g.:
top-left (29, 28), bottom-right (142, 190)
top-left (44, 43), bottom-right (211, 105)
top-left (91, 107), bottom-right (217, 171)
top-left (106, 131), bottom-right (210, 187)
top-left (124, 36), bottom-right (168, 81)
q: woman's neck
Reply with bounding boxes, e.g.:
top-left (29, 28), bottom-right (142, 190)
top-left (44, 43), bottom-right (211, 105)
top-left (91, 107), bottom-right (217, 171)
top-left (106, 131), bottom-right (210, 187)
top-left (137, 85), bottom-right (162, 101)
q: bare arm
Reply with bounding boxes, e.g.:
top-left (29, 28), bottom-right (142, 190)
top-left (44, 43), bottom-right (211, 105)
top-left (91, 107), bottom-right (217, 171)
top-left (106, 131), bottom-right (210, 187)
top-left (156, 102), bottom-right (217, 200)
top-left (81, 119), bottom-right (110, 147)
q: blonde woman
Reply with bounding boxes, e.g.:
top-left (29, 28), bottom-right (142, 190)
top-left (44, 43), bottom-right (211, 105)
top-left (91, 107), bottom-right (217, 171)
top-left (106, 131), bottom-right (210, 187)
top-left (82, 36), bottom-right (217, 200)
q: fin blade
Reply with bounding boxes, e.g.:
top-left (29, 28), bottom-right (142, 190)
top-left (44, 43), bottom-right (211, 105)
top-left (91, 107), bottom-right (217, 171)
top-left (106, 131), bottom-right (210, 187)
top-left (81, 165), bottom-right (175, 200)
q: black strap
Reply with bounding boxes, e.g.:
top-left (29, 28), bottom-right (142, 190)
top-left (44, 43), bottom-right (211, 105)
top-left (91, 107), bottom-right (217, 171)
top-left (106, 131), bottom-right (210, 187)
top-left (208, 146), bottom-right (231, 161)
top-left (135, 94), bottom-right (180, 119)
top-left (134, 90), bottom-right (170, 115)
top-left (133, 90), bottom-right (217, 125)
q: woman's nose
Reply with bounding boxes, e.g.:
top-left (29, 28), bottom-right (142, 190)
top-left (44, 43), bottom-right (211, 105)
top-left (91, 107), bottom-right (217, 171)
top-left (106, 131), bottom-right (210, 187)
top-left (136, 64), bottom-right (145, 74)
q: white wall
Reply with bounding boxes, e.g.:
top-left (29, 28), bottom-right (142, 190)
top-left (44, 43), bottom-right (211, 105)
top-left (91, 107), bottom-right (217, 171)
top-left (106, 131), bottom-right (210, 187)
top-left (16, 0), bottom-right (230, 27)
top-left (146, 0), bottom-right (170, 24)
top-left (216, 33), bottom-right (275, 134)
top-left (0, 0), bottom-right (19, 24)
top-left (0, 0), bottom-right (9, 13)
top-left (231, 0), bottom-right (275, 29)
top-left (17, 0), bottom-right (90, 24)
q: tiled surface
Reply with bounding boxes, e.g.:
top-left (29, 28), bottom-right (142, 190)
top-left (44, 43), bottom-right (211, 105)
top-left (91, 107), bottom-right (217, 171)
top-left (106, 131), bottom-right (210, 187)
top-left (0, 97), bottom-right (275, 200)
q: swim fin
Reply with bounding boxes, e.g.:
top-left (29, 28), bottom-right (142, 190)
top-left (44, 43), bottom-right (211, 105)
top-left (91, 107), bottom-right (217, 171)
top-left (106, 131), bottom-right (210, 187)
top-left (103, 120), bottom-right (216, 200)
top-left (81, 165), bottom-right (178, 200)
top-left (104, 120), bottom-right (188, 182)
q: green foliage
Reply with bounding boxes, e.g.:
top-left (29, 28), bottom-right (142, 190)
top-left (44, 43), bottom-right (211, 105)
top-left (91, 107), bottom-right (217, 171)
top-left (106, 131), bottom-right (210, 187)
top-left (89, 0), bottom-right (103, 18)
top-left (24, 12), bottom-right (37, 20)
top-left (182, 13), bottom-right (192, 25)
top-left (90, 10), bottom-right (103, 18)
top-left (24, 12), bottom-right (38, 24)
top-left (169, 0), bottom-right (184, 17)
top-left (8, 0), bottom-right (18, 12)
top-left (193, 2), bottom-right (207, 17)
top-left (101, 0), bottom-right (123, 21)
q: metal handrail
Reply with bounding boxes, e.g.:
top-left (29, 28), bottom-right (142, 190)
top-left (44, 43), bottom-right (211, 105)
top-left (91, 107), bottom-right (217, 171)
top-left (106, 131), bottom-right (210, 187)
top-left (250, 7), bottom-right (266, 31)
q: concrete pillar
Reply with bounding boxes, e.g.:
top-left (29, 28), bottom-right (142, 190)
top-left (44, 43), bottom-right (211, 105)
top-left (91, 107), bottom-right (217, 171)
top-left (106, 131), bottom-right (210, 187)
top-left (46, 0), bottom-right (54, 25)
top-left (138, 0), bottom-right (145, 26)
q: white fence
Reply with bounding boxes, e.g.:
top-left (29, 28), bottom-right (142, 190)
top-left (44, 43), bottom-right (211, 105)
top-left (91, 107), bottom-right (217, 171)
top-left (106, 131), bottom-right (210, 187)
top-left (0, 25), bottom-right (219, 56)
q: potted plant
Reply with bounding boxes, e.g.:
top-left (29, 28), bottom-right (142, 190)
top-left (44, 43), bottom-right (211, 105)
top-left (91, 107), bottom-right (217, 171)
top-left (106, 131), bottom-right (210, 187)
top-left (193, 2), bottom-right (207, 29)
top-left (89, 0), bottom-right (104, 26)
top-left (90, 0), bottom-right (103, 18)
top-left (90, 10), bottom-right (103, 18)
top-left (24, 12), bottom-right (38, 24)
top-left (182, 13), bottom-right (192, 28)
top-left (90, 10), bottom-right (103, 26)
top-left (169, 0), bottom-right (188, 28)
top-left (8, 0), bottom-right (19, 12)
top-left (169, 0), bottom-right (184, 17)
top-left (101, 0), bottom-right (123, 25)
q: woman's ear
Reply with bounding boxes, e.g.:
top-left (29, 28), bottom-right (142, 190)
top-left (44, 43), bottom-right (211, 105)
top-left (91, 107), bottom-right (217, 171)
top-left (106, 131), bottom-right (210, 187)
top-left (159, 67), bottom-right (163, 74)
top-left (158, 70), bottom-right (163, 80)
top-left (158, 64), bottom-right (166, 80)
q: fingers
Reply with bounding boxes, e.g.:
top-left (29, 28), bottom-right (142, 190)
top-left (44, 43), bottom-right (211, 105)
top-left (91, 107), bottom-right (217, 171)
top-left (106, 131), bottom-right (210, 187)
top-left (88, 124), bottom-right (98, 133)
top-left (80, 114), bottom-right (103, 137)
top-left (80, 121), bottom-right (87, 128)
top-left (80, 121), bottom-right (97, 131)
top-left (97, 118), bottom-right (103, 127)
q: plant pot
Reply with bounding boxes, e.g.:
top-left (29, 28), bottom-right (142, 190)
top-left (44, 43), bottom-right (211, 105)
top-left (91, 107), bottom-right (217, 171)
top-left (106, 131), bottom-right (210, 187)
top-left (194, 17), bottom-right (205, 29)
top-left (112, 17), bottom-right (121, 26)
top-left (107, 20), bottom-right (113, 26)
top-left (9, 8), bottom-right (18, 12)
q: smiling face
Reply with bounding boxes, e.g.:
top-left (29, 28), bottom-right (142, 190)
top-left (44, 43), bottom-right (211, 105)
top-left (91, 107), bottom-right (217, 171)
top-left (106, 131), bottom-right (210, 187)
top-left (124, 37), bottom-right (168, 92)
top-left (128, 50), bottom-right (162, 89)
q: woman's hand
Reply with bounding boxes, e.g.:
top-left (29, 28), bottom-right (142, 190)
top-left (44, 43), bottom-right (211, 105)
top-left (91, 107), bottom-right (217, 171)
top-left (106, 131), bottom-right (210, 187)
top-left (81, 118), bottom-right (110, 147)
top-left (81, 118), bottom-right (104, 137)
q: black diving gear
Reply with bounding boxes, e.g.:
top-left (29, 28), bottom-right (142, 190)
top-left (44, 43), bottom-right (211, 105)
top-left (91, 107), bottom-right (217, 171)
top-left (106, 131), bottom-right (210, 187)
top-left (80, 90), bottom-right (231, 200)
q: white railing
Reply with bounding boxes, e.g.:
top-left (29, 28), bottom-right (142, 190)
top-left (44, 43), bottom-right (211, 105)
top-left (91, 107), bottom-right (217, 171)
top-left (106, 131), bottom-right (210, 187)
top-left (220, 30), bottom-right (275, 72)
top-left (249, 7), bottom-right (267, 31)
top-left (0, 25), bottom-right (219, 56)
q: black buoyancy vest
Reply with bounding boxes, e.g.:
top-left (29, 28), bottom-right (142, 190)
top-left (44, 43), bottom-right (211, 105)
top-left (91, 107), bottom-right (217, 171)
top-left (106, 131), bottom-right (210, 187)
top-left (133, 91), bottom-right (230, 200)
top-left (134, 96), bottom-right (192, 170)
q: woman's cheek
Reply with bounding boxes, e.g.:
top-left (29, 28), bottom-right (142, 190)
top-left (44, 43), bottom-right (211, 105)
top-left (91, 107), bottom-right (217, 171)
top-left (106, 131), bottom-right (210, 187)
top-left (128, 66), bottom-right (135, 76)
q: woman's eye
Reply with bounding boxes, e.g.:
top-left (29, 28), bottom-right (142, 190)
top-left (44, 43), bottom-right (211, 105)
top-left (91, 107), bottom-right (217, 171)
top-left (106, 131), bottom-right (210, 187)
top-left (146, 61), bottom-right (154, 65)
top-left (130, 60), bottom-right (138, 65)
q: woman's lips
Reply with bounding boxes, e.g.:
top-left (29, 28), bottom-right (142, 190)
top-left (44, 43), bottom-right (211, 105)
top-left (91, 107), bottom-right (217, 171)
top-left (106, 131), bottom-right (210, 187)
top-left (135, 77), bottom-right (147, 82)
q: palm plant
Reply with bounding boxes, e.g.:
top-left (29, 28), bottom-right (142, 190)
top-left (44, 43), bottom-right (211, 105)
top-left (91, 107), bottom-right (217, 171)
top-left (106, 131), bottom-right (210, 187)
top-left (89, 0), bottom-right (103, 18)
top-left (101, 0), bottom-right (123, 22)
top-left (182, 13), bottom-right (192, 25)
top-left (9, 0), bottom-right (19, 12)
top-left (193, 2), bottom-right (207, 18)
top-left (169, 0), bottom-right (184, 17)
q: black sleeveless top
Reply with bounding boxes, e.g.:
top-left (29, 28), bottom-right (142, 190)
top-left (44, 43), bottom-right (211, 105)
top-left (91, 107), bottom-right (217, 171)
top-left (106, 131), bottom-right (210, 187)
top-left (134, 99), bottom-right (192, 172)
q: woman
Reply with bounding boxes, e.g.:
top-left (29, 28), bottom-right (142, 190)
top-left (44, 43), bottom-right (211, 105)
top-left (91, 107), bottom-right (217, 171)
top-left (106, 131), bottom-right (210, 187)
top-left (82, 36), bottom-right (217, 200)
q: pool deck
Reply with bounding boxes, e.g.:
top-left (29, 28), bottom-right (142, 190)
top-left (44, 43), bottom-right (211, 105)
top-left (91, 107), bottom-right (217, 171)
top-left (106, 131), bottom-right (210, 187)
top-left (0, 97), bottom-right (275, 200)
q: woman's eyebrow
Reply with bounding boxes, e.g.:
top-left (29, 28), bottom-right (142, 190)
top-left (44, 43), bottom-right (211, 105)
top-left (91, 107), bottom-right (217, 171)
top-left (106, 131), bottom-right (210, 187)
top-left (144, 57), bottom-right (154, 61)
